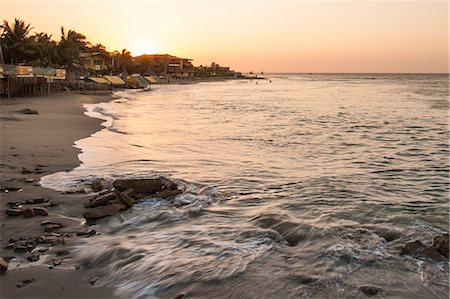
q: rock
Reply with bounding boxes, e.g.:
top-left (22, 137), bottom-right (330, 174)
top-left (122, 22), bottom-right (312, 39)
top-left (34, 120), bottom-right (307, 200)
top-left (33, 207), bottom-right (49, 216)
top-left (76, 230), bottom-right (96, 237)
top-left (5, 209), bottom-right (23, 216)
top-left (113, 178), bottom-right (163, 194)
top-left (87, 192), bottom-right (118, 208)
top-left (153, 189), bottom-right (182, 198)
top-left (26, 253), bottom-right (40, 262)
top-left (417, 247), bottom-right (445, 262)
top-left (84, 204), bottom-right (125, 220)
top-left (0, 257), bottom-right (8, 274)
top-left (118, 191), bottom-right (135, 207)
top-left (16, 278), bottom-right (35, 288)
top-left (24, 178), bottom-right (34, 183)
top-left (359, 285), bottom-right (383, 297)
top-left (160, 177), bottom-right (178, 190)
top-left (22, 168), bottom-right (34, 174)
top-left (432, 234), bottom-right (449, 258)
top-left (291, 274), bottom-right (317, 284)
top-left (22, 208), bottom-right (35, 218)
top-left (90, 277), bottom-right (99, 285)
top-left (91, 178), bottom-right (109, 192)
top-left (20, 108), bottom-right (38, 114)
top-left (400, 240), bottom-right (426, 256)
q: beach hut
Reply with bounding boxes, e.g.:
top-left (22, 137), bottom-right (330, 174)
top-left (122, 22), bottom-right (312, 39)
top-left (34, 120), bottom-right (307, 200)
top-left (126, 74), bottom-right (149, 89)
top-left (88, 77), bottom-right (110, 93)
top-left (103, 75), bottom-right (125, 86)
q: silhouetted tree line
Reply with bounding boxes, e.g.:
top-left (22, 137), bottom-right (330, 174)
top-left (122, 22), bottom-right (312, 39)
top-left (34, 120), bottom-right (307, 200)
top-left (1, 18), bottom-right (237, 78)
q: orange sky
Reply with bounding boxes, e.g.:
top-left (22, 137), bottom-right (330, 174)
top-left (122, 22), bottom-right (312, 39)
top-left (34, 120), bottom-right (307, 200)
top-left (1, 0), bottom-right (448, 73)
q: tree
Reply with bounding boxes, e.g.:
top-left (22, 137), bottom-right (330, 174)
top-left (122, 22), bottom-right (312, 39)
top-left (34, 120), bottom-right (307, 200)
top-left (29, 32), bottom-right (58, 67)
top-left (57, 26), bottom-right (87, 71)
top-left (0, 18), bottom-right (34, 64)
top-left (113, 48), bottom-right (133, 76)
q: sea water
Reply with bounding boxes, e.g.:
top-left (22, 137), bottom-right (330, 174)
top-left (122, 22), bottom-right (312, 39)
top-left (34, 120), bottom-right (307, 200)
top-left (42, 74), bottom-right (449, 298)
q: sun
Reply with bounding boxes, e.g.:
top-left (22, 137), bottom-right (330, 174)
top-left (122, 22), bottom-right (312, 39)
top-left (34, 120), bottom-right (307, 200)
top-left (130, 41), bottom-right (159, 56)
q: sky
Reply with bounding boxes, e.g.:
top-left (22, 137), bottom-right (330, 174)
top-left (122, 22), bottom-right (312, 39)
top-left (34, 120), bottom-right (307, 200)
top-left (1, 0), bottom-right (448, 73)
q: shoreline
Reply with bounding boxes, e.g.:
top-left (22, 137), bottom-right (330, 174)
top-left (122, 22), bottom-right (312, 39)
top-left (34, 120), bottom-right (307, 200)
top-left (0, 92), bottom-right (122, 298)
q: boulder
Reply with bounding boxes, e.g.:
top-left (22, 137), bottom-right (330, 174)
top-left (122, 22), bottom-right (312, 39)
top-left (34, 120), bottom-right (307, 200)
top-left (118, 192), bottom-right (135, 207)
top-left (160, 177), bottom-right (178, 190)
top-left (5, 209), bottom-right (23, 216)
top-left (20, 108), bottom-right (38, 114)
top-left (432, 234), bottom-right (449, 258)
top-left (153, 189), bottom-right (182, 199)
top-left (33, 207), bottom-right (49, 216)
top-left (0, 257), bottom-right (8, 274)
top-left (359, 285), bottom-right (383, 297)
top-left (400, 240), bottom-right (426, 256)
top-left (87, 192), bottom-right (118, 208)
top-left (84, 204), bottom-right (125, 220)
top-left (417, 247), bottom-right (445, 262)
top-left (91, 178), bottom-right (109, 192)
top-left (113, 178), bottom-right (163, 194)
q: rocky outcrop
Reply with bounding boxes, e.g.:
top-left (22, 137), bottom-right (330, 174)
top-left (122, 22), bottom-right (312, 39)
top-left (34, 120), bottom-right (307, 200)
top-left (113, 178), bottom-right (163, 194)
top-left (84, 204), bottom-right (125, 220)
top-left (400, 234), bottom-right (449, 262)
top-left (84, 177), bottom-right (181, 222)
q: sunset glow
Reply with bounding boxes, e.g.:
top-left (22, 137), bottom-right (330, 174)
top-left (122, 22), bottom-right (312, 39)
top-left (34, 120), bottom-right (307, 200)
top-left (2, 0), bottom-right (448, 73)
top-left (129, 41), bottom-right (160, 57)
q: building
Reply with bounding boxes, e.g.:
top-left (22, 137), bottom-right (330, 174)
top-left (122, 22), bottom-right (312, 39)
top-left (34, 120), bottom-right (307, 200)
top-left (134, 54), bottom-right (194, 79)
top-left (80, 52), bottom-right (113, 72)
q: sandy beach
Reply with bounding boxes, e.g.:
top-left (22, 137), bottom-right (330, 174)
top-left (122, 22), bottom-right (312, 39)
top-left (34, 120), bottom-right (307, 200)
top-left (0, 92), bottom-right (122, 298)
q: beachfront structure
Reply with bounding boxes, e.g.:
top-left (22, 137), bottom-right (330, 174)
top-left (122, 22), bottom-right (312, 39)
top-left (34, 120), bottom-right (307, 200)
top-left (80, 52), bottom-right (113, 72)
top-left (134, 54), bottom-right (194, 79)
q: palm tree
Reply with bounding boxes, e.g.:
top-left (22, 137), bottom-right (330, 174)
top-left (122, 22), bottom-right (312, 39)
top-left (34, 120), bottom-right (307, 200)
top-left (57, 26), bottom-right (87, 71)
top-left (29, 32), bottom-right (58, 67)
top-left (0, 18), bottom-right (34, 64)
top-left (114, 48), bottom-right (132, 76)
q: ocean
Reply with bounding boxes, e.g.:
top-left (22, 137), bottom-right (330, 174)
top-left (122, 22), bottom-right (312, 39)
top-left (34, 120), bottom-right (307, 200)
top-left (41, 74), bottom-right (449, 298)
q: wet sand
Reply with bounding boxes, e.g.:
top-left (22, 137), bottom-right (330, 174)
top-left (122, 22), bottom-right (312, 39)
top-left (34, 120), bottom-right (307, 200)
top-left (0, 92), bottom-right (122, 298)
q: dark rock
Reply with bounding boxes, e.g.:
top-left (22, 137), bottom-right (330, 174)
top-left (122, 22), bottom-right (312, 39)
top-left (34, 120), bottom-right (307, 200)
top-left (33, 207), bottom-right (49, 216)
top-left (22, 168), bottom-right (34, 174)
top-left (160, 177), bottom-right (178, 190)
top-left (55, 249), bottom-right (70, 256)
top-left (84, 204), bottom-right (125, 220)
top-left (113, 178), bottom-right (163, 194)
top-left (87, 192), bottom-right (118, 208)
top-left (359, 285), bottom-right (383, 297)
top-left (417, 247), bottom-right (445, 262)
top-left (26, 253), bottom-right (40, 262)
top-left (432, 234), bottom-right (449, 258)
top-left (90, 277), bottom-right (99, 285)
top-left (118, 192), bottom-right (135, 207)
top-left (400, 240), bottom-right (426, 256)
top-left (22, 208), bottom-right (35, 218)
top-left (174, 293), bottom-right (187, 299)
top-left (5, 209), bottom-right (23, 216)
top-left (20, 108), bottom-right (38, 114)
top-left (291, 274), bottom-right (317, 284)
top-left (134, 193), bottom-right (147, 199)
top-left (0, 257), bottom-right (8, 275)
top-left (153, 189), bottom-right (182, 198)
top-left (91, 178), bottom-right (108, 192)
top-left (16, 278), bottom-right (34, 288)
top-left (76, 230), bottom-right (96, 237)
